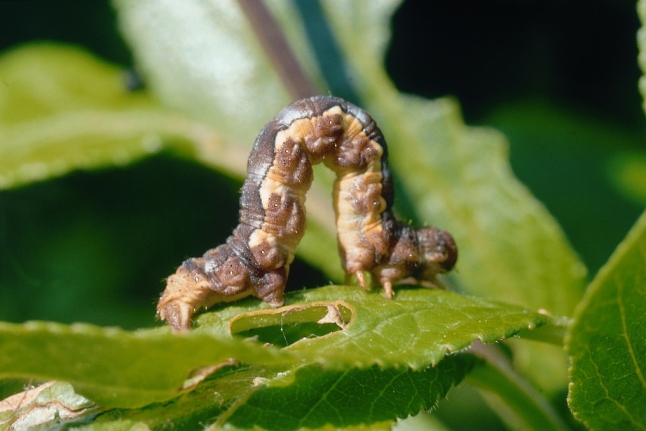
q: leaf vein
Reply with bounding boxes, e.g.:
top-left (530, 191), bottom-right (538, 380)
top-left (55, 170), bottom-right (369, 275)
top-left (615, 272), bottom-right (646, 389)
top-left (589, 346), bottom-right (645, 429)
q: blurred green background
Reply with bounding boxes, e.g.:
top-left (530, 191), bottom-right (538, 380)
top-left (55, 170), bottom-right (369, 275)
top-left (0, 0), bottom-right (644, 333)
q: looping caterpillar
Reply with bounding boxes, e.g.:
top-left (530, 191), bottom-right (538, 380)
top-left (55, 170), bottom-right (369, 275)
top-left (158, 96), bottom-right (457, 332)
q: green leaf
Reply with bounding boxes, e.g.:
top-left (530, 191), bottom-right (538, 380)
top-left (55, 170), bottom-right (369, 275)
top-left (566, 210), bottom-right (646, 431)
top-left (191, 287), bottom-right (553, 370)
top-left (486, 99), bottom-right (645, 275)
top-left (0, 45), bottom-right (183, 187)
top-left (113, 0), bottom-right (314, 146)
top-left (0, 43), bottom-right (255, 190)
top-left (222, 286), bottom-right (557, 390)
top-left (114, 0), bottom-right (289, 145)
top-left (220, 358), bottom-right (476, 431)
top-left (0, 321), bottom-right (289, 408)
top-left (68, 357), bottom-right (475, 431)
top-left (276, 287), bottom-right (553, 368)
top-left (0, 288), bottom-right (552, 412)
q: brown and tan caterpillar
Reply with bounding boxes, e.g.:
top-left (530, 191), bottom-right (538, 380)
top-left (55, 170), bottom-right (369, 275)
top-left (158, 96), bottom-right (457, 332)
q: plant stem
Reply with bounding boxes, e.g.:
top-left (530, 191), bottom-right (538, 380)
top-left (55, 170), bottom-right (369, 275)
top-left (517, 315), bottom-right (569, 345)
top-left (237, 0), bottom-right (318, 100)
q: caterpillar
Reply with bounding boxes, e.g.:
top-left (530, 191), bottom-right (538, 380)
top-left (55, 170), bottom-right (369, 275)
top-left (158, 96), bottom-right (457, 332)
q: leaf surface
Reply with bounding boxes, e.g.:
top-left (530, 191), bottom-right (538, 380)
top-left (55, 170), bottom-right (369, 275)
top-left (0, 43), bottom-right (249, 189)
top-left (219, 358), bottom-right (476, 431)
top-left (1, 288), bottom-right (552, 411)
top-left (113, 0), bottom-right (314, 146)
top-left (257, 287), bottom-right (552, 369)
top-left (57, 358), bottom-right (472, 431)
top-left (0, 382), bottom-right (95, 430)
top-left (566, 210), bottom-right (646, 431)
top-left (0, 321), bottom-right (288, 408)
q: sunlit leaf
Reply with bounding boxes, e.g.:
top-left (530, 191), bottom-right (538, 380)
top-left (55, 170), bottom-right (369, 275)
top-left (244, 287), bottom-right (552, 369)
top-left (198, 287), bottom-right (556, 371)
top-left (220, 358), bottom-right (475, 431)
top-left (0, 288), bottom-right (554, 413)
top-left (0, 321), bottom-right (289, 408)
top-left (0, 43), bottom-right (249, 189)
top-left (113, 0), bottom-right (317, 146)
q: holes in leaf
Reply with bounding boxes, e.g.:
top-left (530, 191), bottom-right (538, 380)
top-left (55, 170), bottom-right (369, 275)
top-left (229, 303), bottom-right (352, 348)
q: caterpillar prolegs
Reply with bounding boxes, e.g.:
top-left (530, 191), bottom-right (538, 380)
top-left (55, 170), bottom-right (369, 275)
top-left (158, 96), bottom-right (457, 332)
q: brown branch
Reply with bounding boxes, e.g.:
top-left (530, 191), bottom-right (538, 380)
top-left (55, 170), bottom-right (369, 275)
top-left (237, 0), bottom-right (319, 100)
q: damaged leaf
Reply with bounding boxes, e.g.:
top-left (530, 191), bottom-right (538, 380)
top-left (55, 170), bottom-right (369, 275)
top-left (0, 321), bottom-right (289, 408)
top-left (198, 286), bottom-right (555, 369)
top-left (0, 382), bottom-right (96, 430)
top-left (0, 288), bottom-right (555, 411)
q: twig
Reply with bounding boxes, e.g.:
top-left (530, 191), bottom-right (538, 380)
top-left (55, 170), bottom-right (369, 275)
top-left (237, 0), bottom-right (318, 100)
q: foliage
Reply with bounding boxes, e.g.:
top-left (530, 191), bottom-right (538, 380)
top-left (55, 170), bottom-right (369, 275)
top-left (566, 211), bottom-right (646, 430)
top-left (0, 0), bottom-right (645, 430)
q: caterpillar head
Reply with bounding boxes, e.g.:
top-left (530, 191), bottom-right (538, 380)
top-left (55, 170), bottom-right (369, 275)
top-left (415, 227), bottom-right (458, 279)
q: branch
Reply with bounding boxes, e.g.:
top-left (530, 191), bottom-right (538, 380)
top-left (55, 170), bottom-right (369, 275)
top-left (237, 0), bottom-right (318, 100)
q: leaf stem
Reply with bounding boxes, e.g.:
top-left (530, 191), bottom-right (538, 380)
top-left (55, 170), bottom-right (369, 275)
top-left (466, 343), bottom-right (570, 431)
top-left (516, 316), bottom-right (569, 345)
top-left (237, 0), bottom-right (318, 100)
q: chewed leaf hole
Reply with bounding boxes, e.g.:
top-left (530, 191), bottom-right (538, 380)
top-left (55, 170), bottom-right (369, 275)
top-left (235, 322), bottom-right (339, 348)
top-left (229, 303), bottom-right (352, 348)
